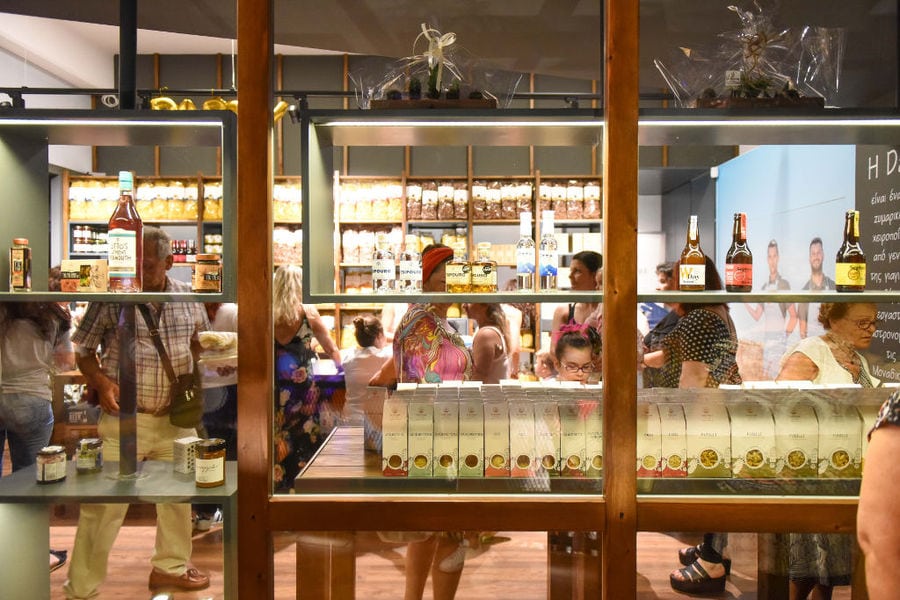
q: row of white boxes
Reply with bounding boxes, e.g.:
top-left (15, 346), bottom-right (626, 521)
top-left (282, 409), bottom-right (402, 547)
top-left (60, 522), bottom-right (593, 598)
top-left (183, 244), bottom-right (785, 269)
top-left (376, 382), bottom-right (889, 480)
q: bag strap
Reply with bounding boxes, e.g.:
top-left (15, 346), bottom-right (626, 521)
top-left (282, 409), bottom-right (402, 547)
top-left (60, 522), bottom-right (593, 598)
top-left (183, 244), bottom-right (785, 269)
top-left (137, 304), bottom-right (178, 384)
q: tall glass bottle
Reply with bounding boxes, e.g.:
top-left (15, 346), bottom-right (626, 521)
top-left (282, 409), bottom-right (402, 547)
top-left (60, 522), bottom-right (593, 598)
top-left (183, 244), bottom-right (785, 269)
top-left (516, 211), bottom-right (535, 291)
top-left (398, 234), bottom-right (422, 293)
top-left (538, 210), bottom-right (558, 290)
top-left (372, 231), bottom-right (396, 293)
top-left (835, 209), bottom-right (866, 292)
top-left (471, 242), bottom-right (498, 293)
top-left (678, 215), bottom-right (705, 291)
top-left (107, 170), bottom-right (143, 292)
top-left (445, 245), bottom-right (471, 293)
top-left (725, 212), bottom-right (753, 292)
top-left (9, 237), bottom-right (31, 292)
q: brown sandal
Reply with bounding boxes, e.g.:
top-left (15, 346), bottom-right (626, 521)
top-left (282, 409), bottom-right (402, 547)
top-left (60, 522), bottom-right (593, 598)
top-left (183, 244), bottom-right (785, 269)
top-left (670, 559), bottom-right (726, 595)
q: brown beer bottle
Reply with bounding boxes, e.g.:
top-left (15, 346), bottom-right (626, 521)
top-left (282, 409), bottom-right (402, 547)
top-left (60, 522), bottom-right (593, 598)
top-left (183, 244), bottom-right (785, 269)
top-left (679, 215), bottom-right (706, 291)
top-left (835, 209), bottom-right (866, 292)
top-left (107, 170), bottom-right (143, 292)
top-left (725, 212), bottom-right (753, 292)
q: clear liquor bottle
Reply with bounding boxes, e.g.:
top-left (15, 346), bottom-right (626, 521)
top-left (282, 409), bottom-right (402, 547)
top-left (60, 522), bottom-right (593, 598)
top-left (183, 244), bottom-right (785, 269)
top-left (107, 170), bottom-right (143, 292)
top-left (678, 215), bottom-right (705, 291)
top-left (372, 231), bottom-right (396, 293)
top-left (835, 209), bottom-right (866, 292)
top-left (398, 234), bottom-right (422, 293)
top-left (471, 242), bottom-right (498, 293)
top-left (516, 211), bottom-right (535, 291)
top-left (538, 210), bottom-right (558, 290)
top-left (445, 245), bottom-right (471, 293)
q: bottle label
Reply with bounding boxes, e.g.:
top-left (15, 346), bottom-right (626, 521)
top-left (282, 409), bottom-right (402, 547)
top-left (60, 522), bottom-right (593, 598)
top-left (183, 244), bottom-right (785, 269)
top-left (445, 263), bottom-right (471, 286)
top-left (471, 264), bottom-right (496, 287)
top-left (398, 261), bottom-right (422, 282)
top-left (108, 229), bottom-right (138, 276)
top-left (679, 264), bottom-right (706, 288)
top-left (725, 264), bottom-right (752, 287)
top-left (10, 248), bottom-right (26, 288)
top-left (539, 251), bottom-right (558, 277)
top-left (372, 259), bottom-right (396, 281)
top-left (195, 457), bottom-right (225, 484)
top-left (835, 262), bottom-right (866, 286)
top-left (516, 248), bottom-right (535, 274)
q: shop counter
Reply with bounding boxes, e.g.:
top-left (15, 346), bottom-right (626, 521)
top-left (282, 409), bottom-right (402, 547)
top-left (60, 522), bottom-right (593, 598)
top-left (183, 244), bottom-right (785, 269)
top-left (0, 460), bottom-right (237, 600)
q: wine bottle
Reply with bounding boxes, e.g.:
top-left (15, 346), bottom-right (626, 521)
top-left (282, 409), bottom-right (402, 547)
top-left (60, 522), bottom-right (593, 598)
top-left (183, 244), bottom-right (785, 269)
top-left (538, 210), bottom-right (558, 290)
top-left (678, 215), bottom-right (705, 291)
top-left (835, 209), bottom-right (866, 292)
top-left (107, 171), bottom-right (143, 292)
top-left (516, 211), bottom-right (535, 291)
top-left (725, 212), bottom-right (753, 292)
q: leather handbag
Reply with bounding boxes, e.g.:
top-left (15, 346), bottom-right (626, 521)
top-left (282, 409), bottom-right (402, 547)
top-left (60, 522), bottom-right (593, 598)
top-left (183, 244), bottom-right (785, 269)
top-left (138, 305), bottom-right (203, 429)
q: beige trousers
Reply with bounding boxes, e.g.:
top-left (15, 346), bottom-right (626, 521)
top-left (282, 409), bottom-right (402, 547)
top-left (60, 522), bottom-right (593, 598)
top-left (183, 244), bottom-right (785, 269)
top-left (63, 413), bottom-right (197, 600)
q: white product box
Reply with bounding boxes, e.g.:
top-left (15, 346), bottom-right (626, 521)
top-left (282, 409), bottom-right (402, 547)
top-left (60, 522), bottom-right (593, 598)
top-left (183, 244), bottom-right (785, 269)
top-left (483, 400), bottom-right (510, 477)
top-left (407, 399), bottom-right (434, 478)
top-left (458, 398), bottom-right (484, 478)
top-left (684, 401), bottom-right (732, 478)
top-left (815, 402), bottom-right (862, 478)
top-left (173, 436), bottom-right (204, 474)
top-left (584, 398), bottom-right (603, 477)
top-left (433, 399), bottom-right (459, 478)
top-left (772, 402), bottom-right (818, 478)
top-left (509, 399), bottom-right (535, 477)
top-left (534, 400), bottom-right (560, 474)
top-left (382, 395), bottom-right (409, 476)
top-left (728, 401), bottom-right (776, 478)
top-left (658, 403), bottom-right (686, 477)
top-left (60, 259), bottom-right (109, 292)
top-left (559, 400), bottom-right (586, 476)
top-left (637, 403), bottom-right (661, 477)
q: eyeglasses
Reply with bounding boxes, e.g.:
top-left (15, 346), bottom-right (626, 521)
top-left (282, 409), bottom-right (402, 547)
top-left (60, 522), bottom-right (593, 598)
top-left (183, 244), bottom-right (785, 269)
top-left (562, 362), bottom-right (594, 374)
top-left (850, 318), bottom-right (881, 331)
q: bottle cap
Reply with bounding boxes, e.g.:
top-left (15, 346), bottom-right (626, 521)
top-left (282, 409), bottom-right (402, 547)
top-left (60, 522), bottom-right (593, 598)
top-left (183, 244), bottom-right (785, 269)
top-left (12, 237), bottom-right (28, 246)
top-left (118, 171), bottom-right (134, 191)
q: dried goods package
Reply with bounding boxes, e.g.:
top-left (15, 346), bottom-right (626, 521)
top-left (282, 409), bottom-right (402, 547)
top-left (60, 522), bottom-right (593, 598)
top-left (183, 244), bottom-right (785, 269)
top-left (433, 398), bottom-right (458, 478)
top-left (458, 397), bottom-right (484, 478)
top-left (382, 395), bottom-right (409, 476)
top-left (484, 400), bottom-right (510, 477)
top-left (509, 398), bottom-right (535, 477)
top-left (728, 401), bottom-right (776, 478)
top-left (659, 403), bottom-right (687, 477)
top-left (772, 402), bottom-right (818, 478)
top-left (407, 399), bottom-right (433, 478)
top-left (815, 402), bottom-right (862, 478)
top-left (637, 402), bottom-right (662, 477)
top-left (684, 401), bottom-right (731, 478)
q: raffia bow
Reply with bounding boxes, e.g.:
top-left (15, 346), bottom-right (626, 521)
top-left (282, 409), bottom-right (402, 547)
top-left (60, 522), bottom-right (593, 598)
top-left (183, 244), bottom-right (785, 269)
top-left (411, 23), bottom-right (463, 94)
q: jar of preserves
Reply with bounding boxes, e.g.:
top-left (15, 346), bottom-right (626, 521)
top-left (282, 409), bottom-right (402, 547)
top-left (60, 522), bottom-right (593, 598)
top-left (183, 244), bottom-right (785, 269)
top-left (75, 438), bottom-right (103, 474)
top-left (195, 438), bottom-right (226, 487)
top-left (192, 254), bottom-right (222, 293)
top-left (36, 446), bottom-right (67, 484)
top-left (9, 237), bottom-right (32, 292)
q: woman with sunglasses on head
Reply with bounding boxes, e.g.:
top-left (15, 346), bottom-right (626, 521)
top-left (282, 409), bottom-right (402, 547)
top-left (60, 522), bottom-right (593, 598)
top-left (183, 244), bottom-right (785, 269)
top-left (775, 302), bottom-right (880, 600)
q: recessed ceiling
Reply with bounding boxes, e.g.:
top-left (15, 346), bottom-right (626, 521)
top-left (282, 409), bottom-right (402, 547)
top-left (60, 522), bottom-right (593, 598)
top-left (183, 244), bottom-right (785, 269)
top-left (0, 0), bottom-right (896, 106)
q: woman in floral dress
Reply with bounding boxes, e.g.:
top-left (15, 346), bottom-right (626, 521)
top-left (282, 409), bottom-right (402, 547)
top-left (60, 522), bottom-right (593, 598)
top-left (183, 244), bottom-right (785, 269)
top-left (272, 265), bottom-right (342, 492)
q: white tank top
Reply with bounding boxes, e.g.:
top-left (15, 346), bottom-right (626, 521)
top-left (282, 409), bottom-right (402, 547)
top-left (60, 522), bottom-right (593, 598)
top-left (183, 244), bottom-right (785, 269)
top-left (479, 325), bottom-right (510, 384)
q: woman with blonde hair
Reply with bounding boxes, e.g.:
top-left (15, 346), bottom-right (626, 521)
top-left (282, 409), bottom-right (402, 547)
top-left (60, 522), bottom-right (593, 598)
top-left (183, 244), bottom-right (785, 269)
top-left (273, 265), bottom-right (342, 492)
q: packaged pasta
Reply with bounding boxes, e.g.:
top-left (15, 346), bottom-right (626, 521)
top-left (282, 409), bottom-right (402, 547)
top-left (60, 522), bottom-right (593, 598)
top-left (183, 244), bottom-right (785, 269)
top-left (471, 180), bottom-right (488, 219)
top-left (501, 182), bottom-right (518, 220)
top-left (453, 183), bottom-right (469, 220)
top-left (583, 180), bottom-right (601, 219)
top-left (406, 182), bottom-right (423, 220)
top-left (387, 182), bottom-right (404, 220)
top-left (552, 182), bottom-right (567, 220)
top-left (486, 181), bottom-right (502, 220)
top-left (421, 182), bottom-right (438, 220)
top-left (517, 182), bottom-right (533, 216)
top-left (566, 180), bottom-right (584, 220)
top-left (538, 183), bottom-right (553, 214)
top-left (437, 182), bottom-right (456, 220)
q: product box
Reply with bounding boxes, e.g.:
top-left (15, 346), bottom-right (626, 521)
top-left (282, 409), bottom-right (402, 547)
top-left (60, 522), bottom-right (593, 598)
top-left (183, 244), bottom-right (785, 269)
top-left (534, 400), bottom-right (560, 475)
top-left (509, 398), bottom-right (535, 477)
top-left (559, 398), bottom-right (586, 476)
top-left (60, 259), bottom-right (109, 292)
top-left (173, 436), bottom-right (204, 473)
top-left (381, 395), bottom-right (409, 476)
top-left (433, 398), bottom-right (458, 478)
top-left (483, 399), bottom-right (510, 477)
top-left (684, 401), bottom-right (732, 478)
top-left (363, 387), bottom-right (388, 453)
top-left (637, 403), bottom-right (662, 477)
top-left (584, 397), bottom-right (603, 477)
top-left (407, 398), bottom-right (434, 478)
top-left (772, 402), bottom-right (818, 478)
top-left (458, 397), bottom-right (484, 478)
top-left (658, 403), bottom-right (686, 477)
top-left (728, 401), bottom-right (776, 478)
top-left (815, 402), bottom-right (863, 478)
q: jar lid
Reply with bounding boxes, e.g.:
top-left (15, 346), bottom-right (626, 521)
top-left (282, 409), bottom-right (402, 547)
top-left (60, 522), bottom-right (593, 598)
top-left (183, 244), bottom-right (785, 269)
top-left (197, 438), bottom-right (226, 453)
top-left (38, 445), bottom-right (65, 455)
top-left (12, 237), bottom-right (29, 245)
top-left (79, 438), bottom-right (102, 448)
top-left (196, 254), bottom-right (220, 262)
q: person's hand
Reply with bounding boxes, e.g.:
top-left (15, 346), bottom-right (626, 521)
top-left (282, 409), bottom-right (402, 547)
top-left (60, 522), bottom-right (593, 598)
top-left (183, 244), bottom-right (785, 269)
top-left (95, 377), bottom-right (120, 415)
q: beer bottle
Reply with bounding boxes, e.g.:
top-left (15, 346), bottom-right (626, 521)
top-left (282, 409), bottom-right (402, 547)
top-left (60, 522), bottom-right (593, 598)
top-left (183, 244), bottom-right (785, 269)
top-left (725, 212), bottom-right (753, 292)
top-left (107, 170), bottom-right (143, 292)
top-left (678, 215), bottom-right (706, 291)
top-left (835, 209), bottom-right (866, 292)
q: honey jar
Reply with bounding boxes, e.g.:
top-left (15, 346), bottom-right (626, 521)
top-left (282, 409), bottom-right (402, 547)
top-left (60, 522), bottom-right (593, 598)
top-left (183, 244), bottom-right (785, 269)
top-left (75, 438), bottom-right (103, 474)
top-left (36, 446), bottom-right (67, 484)
top-left (195, 438), bottom-right (226, 487)
top-left (192, 254), bottom-right (222, 293)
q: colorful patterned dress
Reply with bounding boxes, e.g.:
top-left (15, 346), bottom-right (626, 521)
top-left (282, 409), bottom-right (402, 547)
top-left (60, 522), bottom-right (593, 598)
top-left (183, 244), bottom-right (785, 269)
top-left (274, 318), bottom-right (321, 492)
top-left (393, 304), bottom-right (472, 383)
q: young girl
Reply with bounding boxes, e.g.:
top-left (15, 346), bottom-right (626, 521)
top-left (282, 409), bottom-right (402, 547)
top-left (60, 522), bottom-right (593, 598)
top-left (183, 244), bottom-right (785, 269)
top-left (553, 323), bottom-right (600, 383)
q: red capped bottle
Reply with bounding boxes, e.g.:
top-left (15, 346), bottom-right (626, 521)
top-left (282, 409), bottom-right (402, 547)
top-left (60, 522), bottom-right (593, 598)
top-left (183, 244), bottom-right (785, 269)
top-left (107, 171), bottom-right (143, 292)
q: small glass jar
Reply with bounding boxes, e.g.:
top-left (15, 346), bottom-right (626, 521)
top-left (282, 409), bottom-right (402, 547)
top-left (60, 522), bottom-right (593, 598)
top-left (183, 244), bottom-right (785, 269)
top-left (192, 254), bottom-right (222, 293)
top-left (36, 445), bottom-right (67, 484)
top-left (75, 438), bottom-right (103, 474)
top-left (9, 237), bottom-right (32, 292)
top-left (195, 438), bottom-right (226, 487)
